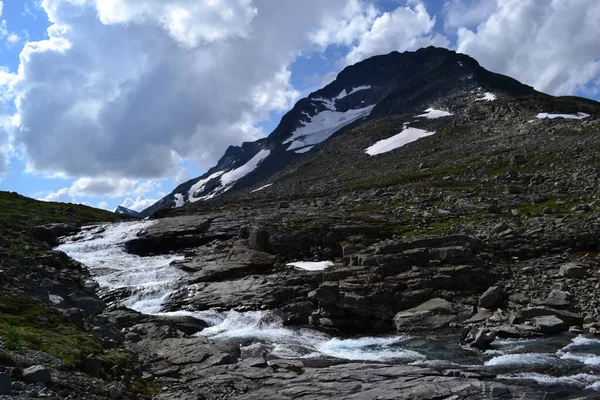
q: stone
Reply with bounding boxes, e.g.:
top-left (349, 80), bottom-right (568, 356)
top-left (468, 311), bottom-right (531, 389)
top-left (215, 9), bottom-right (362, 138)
top-left (463, 327), bottom-right (496, 351)
top-left (511, 307), bottom-right (583, 326)
top-left (393, 298), bottom-right (459, 331)
top-left (559, 263), bottom-right (587, 278)
top-left (11, 381), bottom-right (24, 392)
top-left (249, 226), bottom-right (270, 252)
top-left (479, 286), bottom-right (502, 309)
top-left (539, 290), bottom-right (570, 308)
top-left (0, 373), bottom-right (11, 395)
top-left (531, 315), bottom-right (566, 334)
top-left (22, 365), bottom-right (51, 384)
top-left (109, 386), bottom-right (122, 399)
top-left (491, 222), bottom-right (509, 233)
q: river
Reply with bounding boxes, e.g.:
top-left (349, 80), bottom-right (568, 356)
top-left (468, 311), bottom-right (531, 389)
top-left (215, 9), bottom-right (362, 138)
top-left (57, 220), bottom-right (600, 393)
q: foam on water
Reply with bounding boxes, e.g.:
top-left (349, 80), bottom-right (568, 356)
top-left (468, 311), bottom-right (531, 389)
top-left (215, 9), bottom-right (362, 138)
top-left (57, 221), bottom-right (183, 314)
top-left (497, 372), bottom-right (600, 389)
top-left (194, 309), bottom-right (420, 361)
top-left (485, 353), bottom-right (555, 367)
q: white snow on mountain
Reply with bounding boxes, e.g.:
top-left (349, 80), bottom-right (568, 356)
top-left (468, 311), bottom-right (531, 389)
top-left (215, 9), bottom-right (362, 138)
top-left (174, 193), bottom-right (184, 208)
top-left (251, 183), bottom-right (273, 193)
top-left (287, 261), bottom-right (334, 271)
top-left (187, 170), bottom-right (225, 203)
top-left (336, 86), bottom-right (371, 100)
top-left (536, 112), bottom-right (590, 120)
top-left (415, 108), bottom-right (453, 119)
top-left (475, 92), bottom-right (497, 101)
top-left (365, 127), bottom-right (434, 156)
top-left (284, 105), bottom-right (374, 151)
top-left (221, 149), bottom-right (271, 186)
top-left (295, 146), bottom-right (314, 154)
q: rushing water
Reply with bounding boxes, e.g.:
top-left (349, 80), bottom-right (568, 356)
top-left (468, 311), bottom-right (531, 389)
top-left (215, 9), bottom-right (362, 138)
top-left (58, 221), bottom-right (600, 391)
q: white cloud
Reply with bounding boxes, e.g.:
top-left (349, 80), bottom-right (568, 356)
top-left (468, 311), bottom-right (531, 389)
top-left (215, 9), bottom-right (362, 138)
top-left (121, 196), bottom-right (157, 212)
top-left (69, 177), bottom-right (158, 198)
top-left (456, 0), bottom-right (600, 95)
top-left (4, 0), bottom-right (357, 181)
top-left (443, 0), bottom-right (498, 30)
top-left (97, 201), bottom-right (109, 210)
top-left (0, 2), bottom-right (3, 17)
top-left (44, 187), bottom-right (74, 203)
top-left (311, 0), bottom-right (379, 49)
top-left (343, 3), bottom-right (449, 66)
top-left (95, 0), bottom-right (258, 48)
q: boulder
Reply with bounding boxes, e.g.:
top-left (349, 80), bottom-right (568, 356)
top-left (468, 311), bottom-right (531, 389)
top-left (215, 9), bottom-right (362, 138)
top-left (539, 290), bottom-right (570, 308)
top-left (462, 327), bottom-right (496, 351)
top-left (531, 315), bottom-right (566, 334)
top-left (559, 263), bottom-right (587, 278)
top-left (249, 226), bottom-right (270, 252)
top-left (510, 307), bottom-right (583, 326)
top-left (22, 365), bottom-right (51, 384)
top-left (393, 298), bottom-right (461, 332)
top-left (479, 286), bottom-right (502, 309)
top-left (109, 386), bottom-right (122, 399)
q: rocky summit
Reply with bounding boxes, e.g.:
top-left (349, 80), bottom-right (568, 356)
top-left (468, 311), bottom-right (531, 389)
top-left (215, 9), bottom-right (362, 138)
top-left (2, 47), bottom-right (600, 399)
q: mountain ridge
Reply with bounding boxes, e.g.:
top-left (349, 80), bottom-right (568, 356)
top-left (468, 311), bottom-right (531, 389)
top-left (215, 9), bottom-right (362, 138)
top-left (140, 46), bottom-right (568, 217)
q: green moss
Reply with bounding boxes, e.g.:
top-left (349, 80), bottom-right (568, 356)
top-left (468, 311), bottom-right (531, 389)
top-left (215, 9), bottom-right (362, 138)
top-left (0, 293), bottom-right (103, 367)
top-left (5, 328), bottom-right (25, 350)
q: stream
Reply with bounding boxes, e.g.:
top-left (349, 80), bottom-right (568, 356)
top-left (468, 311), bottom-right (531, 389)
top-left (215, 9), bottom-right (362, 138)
top-left (57, 220), bottom-right (600, 393)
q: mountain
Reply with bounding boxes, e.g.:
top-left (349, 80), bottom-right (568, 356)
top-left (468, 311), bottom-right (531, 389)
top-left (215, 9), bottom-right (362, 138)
top-left (115, 205), bottom-right (142, 218)
top-left (141, 47), bottom-right (537, 216)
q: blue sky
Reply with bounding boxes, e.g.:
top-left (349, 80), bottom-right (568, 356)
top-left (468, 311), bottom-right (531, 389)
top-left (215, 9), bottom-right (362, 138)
top-left (0, 0), bottom-right (598, 212)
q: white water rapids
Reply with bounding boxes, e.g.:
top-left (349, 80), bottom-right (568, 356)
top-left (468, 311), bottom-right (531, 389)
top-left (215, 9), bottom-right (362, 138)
top-left (58, 221), bottom-right (600, 390)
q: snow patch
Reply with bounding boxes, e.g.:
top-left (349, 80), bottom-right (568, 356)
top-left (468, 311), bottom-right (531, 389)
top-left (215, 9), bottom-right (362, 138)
top-left (188, 171), bottom-right (225, 203)
top-left (220, 149), bottom-right (270, 187)
top-left (287, 261), bottom-right (334, 271)
top-left (295, 146), bottom-right (314, 154)
top-left (336, 85), bottom-right (371, 100)
top-left (173, 193), bottom-right (184, 208)
top-left (536, 112), bottom-right (590, 120)
top-left (365, 127), bottom-right (434, 156)
top-left (475, 92), bottom-right (497, 101)
top-left (284, 105), bottom-right (374, 151)
top-left (251, 183), bottom-right (273, 193)
top-left (415, 108), bottom-right (453, 119)
top-left (458, 61), bottom-right (463, 67)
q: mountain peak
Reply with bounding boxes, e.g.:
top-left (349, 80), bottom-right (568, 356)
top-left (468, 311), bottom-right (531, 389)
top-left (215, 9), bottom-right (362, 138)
top-left (140, 47), bottom-right (539, 217)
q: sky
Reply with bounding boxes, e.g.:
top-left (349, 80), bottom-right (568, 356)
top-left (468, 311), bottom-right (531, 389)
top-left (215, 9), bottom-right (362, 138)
top-left (0, 0), bottom-right (598, 212)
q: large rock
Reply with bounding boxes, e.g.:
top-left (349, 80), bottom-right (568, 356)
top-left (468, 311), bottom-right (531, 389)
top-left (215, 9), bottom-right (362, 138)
top-left (531, 315), bottom-right (566, 334)
top-left (22, 365), bottom-right (51, 384)
top-left (393, 298), bottom-right (462, 332)
top-left (539, 290), bottom-right (570, 308)
top-left (478, 286), bottom-right (502, 309)
top-left (558, 263), bottom-right (587, 278)
top-left (462, 326), bottom-right (496, 351)
top-left (510, 307), bottom-right (583, 326)
top-left (249, 226), bottom-right (270, 252)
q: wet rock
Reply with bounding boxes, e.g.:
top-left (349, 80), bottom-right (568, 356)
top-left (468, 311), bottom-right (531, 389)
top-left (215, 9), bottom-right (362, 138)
top-left (479, 286), bottom-right (502, 309)
top-left (531, 315), bottom-right (566, 334)
top-left (160, 315), bottom-right (208, 335)
top-left (559, 262), bottom-right (587, 278)
top-left (22, 365), bottom-right (51, 384)
top-left (463, 326), bottom-right (496, 351)
top-left (393, 298), bottom-right (463, 332)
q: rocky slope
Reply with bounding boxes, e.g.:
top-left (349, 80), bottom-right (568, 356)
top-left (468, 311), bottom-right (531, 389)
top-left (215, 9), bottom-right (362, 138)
top-left (140, 46), bottom-right (537, 217)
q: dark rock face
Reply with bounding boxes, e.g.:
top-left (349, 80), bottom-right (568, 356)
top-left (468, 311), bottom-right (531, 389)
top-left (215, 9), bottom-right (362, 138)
top-left (22, 365), bottom-right (51, 384)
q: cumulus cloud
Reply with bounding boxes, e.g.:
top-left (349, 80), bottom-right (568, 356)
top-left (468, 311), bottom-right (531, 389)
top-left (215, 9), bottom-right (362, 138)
top-left (443, 0), bottom-right (498, 30)
top-left (44, 187), bottom-right (74, 203)
top-left (4, 0), bottom-right (357, 181)
top-left (121, 196), bottom-right (158, 212)
top-left (456, 0), bottom-right (600, 95)
top-left (342, 3), bottom-right (449, 66)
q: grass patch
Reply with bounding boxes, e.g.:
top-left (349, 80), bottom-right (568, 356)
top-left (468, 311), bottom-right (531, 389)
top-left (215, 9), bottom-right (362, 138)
top-left (0, 292), bottom-right (103, 367)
